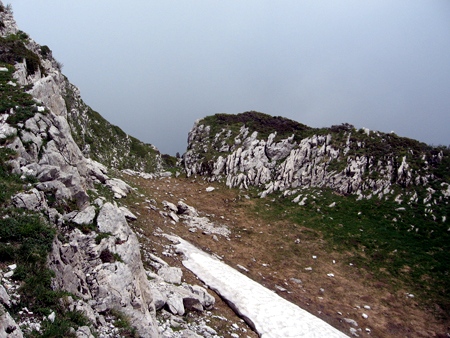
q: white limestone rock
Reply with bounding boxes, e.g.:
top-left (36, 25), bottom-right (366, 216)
top-left (0, 305), bottom-right (24, 338)
top-left (0, 285), bottom-right (11, 307)
top-left (105, 178), bottom-right (132, 199)
top-left (158, 266), bottom-right (183, 284)
top-left (119, 206), bottom-right (138, 221)
top-left (166, 293), bottom-right (185, 316)
top-left (49, 221), bottom-right (159, 337)
top-left (12, 188), bottom-right (48, 211)
top-left (177, 201), bottom-right (199, 217)
top-left (71, 205), bottom-right (96, 225)
top-left (96, 202), bottom-right (132, 242)
top-left (162, 200), bottom-right (178, 213)
top-left (85, 158), bottom-right (109, 183)
top-left (75, 326), bottom-right (95, 338)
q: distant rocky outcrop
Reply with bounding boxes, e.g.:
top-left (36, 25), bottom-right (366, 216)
top-left (183, 112), bottom-right (449, 215)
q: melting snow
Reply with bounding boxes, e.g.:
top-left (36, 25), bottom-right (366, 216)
top-left (170, 236), bottom-right (348, 337)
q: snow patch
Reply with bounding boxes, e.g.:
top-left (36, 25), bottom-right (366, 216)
top-left (170, 236), bottom-right (348, 337)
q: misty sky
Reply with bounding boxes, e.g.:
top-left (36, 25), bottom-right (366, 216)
top-left (6, 1), bottom-right (450, 155)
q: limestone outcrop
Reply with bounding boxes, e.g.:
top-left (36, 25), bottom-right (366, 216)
top-left (49, 202), bottom-right (159, 337)
top-left (0, 4), bottom-right (161, 336)
top-left (183, 114), bottom-right (448, 209)
top-left (0, 73), bottom-right (160, 338)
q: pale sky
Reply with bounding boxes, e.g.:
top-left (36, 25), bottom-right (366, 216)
top-left (6, 1), bottom-right (450, 155)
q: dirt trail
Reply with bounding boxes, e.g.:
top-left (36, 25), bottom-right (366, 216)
top-left (119, 173), bottom-right (448, 338)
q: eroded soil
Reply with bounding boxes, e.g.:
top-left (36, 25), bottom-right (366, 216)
top-left (119, 173), bottom-right (449, 338)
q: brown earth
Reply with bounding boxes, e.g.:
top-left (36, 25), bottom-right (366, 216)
top-left (118, 173), bottom-right (449, 338)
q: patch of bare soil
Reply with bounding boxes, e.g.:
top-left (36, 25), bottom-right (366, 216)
top-left (119, 174), bottom-right (449, 338)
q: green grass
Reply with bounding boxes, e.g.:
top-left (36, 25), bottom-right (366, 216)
top-left (0, 208), bottom-right (94, 336)
top-left (0, 139), bottom-right (94, 337)
top-left (108, 309), bottom-right (138, 337)
top-left (63, 85), bottom-right (162, 173)
top-left (201, 111), bottom-right (311, 144)
top-left (0, 33), bottom-right (44, 76)
top-left (0, 63), bottom-right (40, 122)
top-left (253, 187), bottom-right (450, 317)
top-left (95, 231), bottom-right (112, 244)
top-left (0, 148), bottom-right (23, 203)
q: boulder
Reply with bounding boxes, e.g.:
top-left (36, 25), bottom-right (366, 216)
top-left (158, 266), bottom-right (183, 284)
top-left (177, 201), bottom-right (199, 217)
top-left (71, 205), bottom-right (96, 225)
top-left (105, 178), bottom-right (132, 198)
top-left (119, 206), bottom-right (138, 221)
top-left (151, 288), bottom-right (167, 311)
top-left (0, 285), bottom-right (11, 307)
top-left (12, 188), bottom-right (48, 211)
top-left (85, 158), bottom-right (109, 183)
top-left (96, 202), bottom-right (132, 242)
top-left (162, 200), bottom-right (178, 213)
top-left (75, 326), bottom-right (95, 338)
top-left (0, 305), bottom-right (24, 338)
top-left (166, 293), bottom-right (185, 316)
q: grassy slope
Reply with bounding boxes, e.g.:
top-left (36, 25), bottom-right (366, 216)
top-left (64, 80), bottom-right (164, 173)
top-left (254, 188), bottom-right (450, 316)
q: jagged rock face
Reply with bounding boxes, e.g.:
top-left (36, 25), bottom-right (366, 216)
top-left (2, 110), bottom-right (91, 208)
top-left (0, 305), bottom-right (23, 338)
top-left (183, 116), bottom-right (446, 200)
top-left (0, 5), bottom-right (160, 336)
top-left (0, 6), bottom-right (162, 173)
top-left (49, 202), bottom-right (159, 337)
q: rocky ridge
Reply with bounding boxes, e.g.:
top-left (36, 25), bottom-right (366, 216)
top-left (183, 113), bottom-right (449, 221)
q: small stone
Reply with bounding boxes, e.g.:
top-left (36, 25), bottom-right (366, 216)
top-left (48, 311), bottom-right (56, 322)
top-left (290, 278), bottom-right (302, 284)
top-left (275, 285), bottom-right (287, 292)
top-left (343, 318), bottom-right (358, 327)
top-left (304, 267), bottom-right (313, 271)
top-left (205, 187), bottom-right (215, 192)
top-left (362, 313), bottom-right (368, 319)
top-left (349, 327), bottom-right (359, 336)
top-left (237, 264), bottom-right (249, 272)
top-left (363, 305), bottom-right (371, 310)
top-left (327, 273), bottom-right (335, 277)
